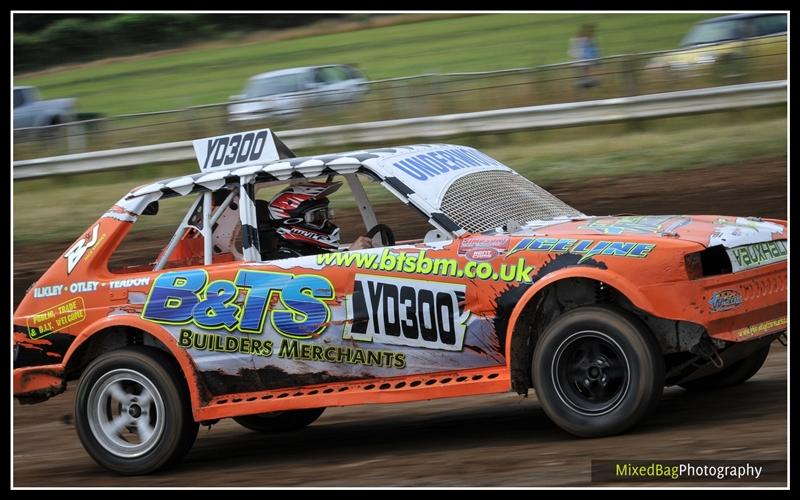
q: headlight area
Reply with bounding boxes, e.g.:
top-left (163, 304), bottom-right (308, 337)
top-left (684, 246), bottom-right (733, 280)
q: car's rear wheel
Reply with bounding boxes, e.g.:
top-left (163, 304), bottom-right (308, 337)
top-left (233, 408), bottom-right (325, 433)
top-left (679, 344), bottom-right (771, 391)
top-left (74, 347), bottom-right (198, 475)
top-left (532, 305), bottom-right (664, 437)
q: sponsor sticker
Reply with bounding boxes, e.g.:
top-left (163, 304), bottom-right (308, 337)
top-left (142, 269), bottom-right (334, 339)
top-left (581, 216), bottom-right (691, 235)
top-left (317, 248), bottom-right (535, 283)
top-left (509, 237), bottom-right (655, 263)
top-left (390, 147), bottom-right (505, 182)
top-left (27, 297), bottom-right (86, 339)
top-left (708, 290), bottom-right (743, 312)
top-left (458, 236), bottom-right (509, 262)
top-left (733, 316), bottom-right (787, 338)
top-left (726, 240), bottom-right (787, 272)
top-left (69, 280), bottom-right (100, 293)
top-left (33, 285), bottom-right (63, 299)
top-left (64, 224), bottom-right (103, 274)
top-left (109, 277), bottom-right (151, 289)
top-left (174, 328), bottom-right (407, 369)
top-left (344, 274), bottom-right (470, 352)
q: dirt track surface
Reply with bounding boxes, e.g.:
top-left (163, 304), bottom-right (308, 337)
top-left (13, 159), bottom-right (788, 487)
top-left (13, 346), bottom-right (787, 487)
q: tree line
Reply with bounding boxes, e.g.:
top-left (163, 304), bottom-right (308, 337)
top-left (14, 14), bottom-right (349, 72)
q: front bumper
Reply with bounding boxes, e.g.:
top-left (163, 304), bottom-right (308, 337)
top-left (14, 365), bottom-right (66, 404)
top-left (639, 263), bottom-right (787, 342)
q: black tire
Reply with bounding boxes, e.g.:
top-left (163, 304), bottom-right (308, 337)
top-left (74, 346), bottom-right (199, 475)
top-left (679, 344), bottom-right (771, 391)
top-left (532, 305), bottom-right (664, 437)
top-left (234, 408), bottom-right (325, 433)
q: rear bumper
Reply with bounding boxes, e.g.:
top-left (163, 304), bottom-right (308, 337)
top-left (14, 365), bottom-right (66, 404)
top-left (640, 263), bottom-right (787, 342)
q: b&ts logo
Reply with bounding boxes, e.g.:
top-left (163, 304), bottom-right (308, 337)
top-left (142, 269), bottom-right (334, 339)
top-left (344, 275), bottom-right (470, 351)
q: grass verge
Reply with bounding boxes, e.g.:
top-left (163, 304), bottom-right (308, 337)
top-left (15, 13), bottom-right (715, 116)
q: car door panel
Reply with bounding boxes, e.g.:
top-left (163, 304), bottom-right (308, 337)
top-left (208, 242), bottom-right (513, 395)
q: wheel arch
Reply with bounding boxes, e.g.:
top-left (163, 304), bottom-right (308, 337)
top-left (63, 316), bottom-right (206, 416)
top-left (504, 268), bottom-right (658, 395)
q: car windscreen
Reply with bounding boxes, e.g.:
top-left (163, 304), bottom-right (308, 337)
top-left (439, 170), bottom-right (584, 233)
top-left (245, 73), bottom-right (305, 98)
top-left (680, 19), bottom-right (753, 47)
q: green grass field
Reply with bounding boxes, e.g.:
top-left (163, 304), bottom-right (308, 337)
top-left (15, 13), bottom-right (716, 116)
top-left (13, 114), bottom-right (786, 246)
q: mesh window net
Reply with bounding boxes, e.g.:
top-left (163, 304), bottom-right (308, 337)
top-left (440, 170), bottom-right (584, 233)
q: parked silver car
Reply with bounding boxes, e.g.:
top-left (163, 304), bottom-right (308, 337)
top-left (13, 86), bottom-right (77, 128)
top-left (228, 65), bottom-right (367, 122)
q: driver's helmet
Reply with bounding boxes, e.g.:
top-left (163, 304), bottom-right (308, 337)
top-left (267, 181), bottom-right (342, 253)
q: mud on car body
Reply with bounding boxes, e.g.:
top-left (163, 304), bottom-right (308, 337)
top-left (14, 129), bottom-right (787, 474)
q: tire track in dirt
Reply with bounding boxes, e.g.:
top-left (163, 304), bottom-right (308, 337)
top-left (13, 346), bottom-right (786, 486)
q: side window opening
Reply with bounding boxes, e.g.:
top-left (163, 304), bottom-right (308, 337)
top-left (254, 176), bottom-right (377, 260)
top-left (344, 174), bottom-right (433, 244)
top-left (108, 194), bottom-right (200, 273)
top-left (343, 65), bottom-right (364, 80)
top-left (108, 189), bottom-right (244, 273)
top-left (252, 174), bottom-right (432, 263)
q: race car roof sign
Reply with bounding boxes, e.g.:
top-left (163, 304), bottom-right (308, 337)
top-left (193, 129), bottom-right (280, 172)
top-left (373, 145), bottom-right (511, 210)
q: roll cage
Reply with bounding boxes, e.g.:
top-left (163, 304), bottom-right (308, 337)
top-left (144, 171), bottom-right (391, 271)
top-left (114, 138), bottom-right (580, 272)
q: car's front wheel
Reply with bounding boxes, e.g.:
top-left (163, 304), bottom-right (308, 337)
top-left (74, 347), bottom-right (198, 475)
top-left (532, 305), bottom-right (664, 437)
top-left (233, 408), bottom-right (325, 433)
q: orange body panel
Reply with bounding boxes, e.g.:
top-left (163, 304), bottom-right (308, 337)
top-left (14, 210), bottom-right (787, 420)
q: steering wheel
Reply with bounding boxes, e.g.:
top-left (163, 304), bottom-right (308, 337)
top-left (365, 224), bottom-right (395, 247)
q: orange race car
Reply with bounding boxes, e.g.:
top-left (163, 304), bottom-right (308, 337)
top-left (13, 129), bottom-right (787, 475)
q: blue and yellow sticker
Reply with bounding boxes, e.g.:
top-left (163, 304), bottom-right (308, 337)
top-left (142, 269), bottom-right (334, 339)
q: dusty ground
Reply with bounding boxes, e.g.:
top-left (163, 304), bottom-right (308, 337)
top-left (12, 159), bottom-right (788, 486)
top-left (13, 346), bottom-right (787, 487)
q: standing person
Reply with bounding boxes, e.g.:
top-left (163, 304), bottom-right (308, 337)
top-left (569, 23), bottom-right (601, 88)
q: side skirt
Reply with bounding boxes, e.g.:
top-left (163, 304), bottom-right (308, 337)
top-left (194, 366), bottom-right (510, 421)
